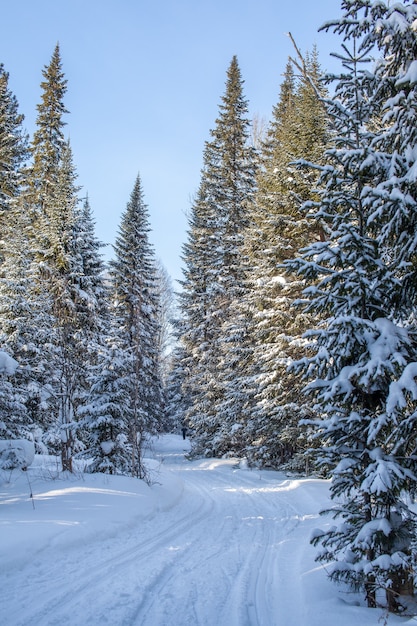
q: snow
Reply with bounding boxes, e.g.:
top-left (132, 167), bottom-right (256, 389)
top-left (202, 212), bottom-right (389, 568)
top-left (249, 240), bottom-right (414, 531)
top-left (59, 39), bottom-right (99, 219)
top-left (369, 318), bottom-right (408, 365)
top-left (0, 439), bottom-right (35, 470)
top-left (100, 440), bottom-right (115, 455)
top-left (387, 361), bottom-right (417, 414)
top-left (395, 61), bottom-right (417, 87)
top-left (0, 350), bottom-right (18, 375)
top-left (0, 434), bottom-right (413, 625)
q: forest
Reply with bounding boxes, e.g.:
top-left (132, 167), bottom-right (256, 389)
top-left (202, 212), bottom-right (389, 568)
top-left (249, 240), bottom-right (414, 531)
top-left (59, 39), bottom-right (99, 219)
top-left (1, 0), bottom-right (417, 614)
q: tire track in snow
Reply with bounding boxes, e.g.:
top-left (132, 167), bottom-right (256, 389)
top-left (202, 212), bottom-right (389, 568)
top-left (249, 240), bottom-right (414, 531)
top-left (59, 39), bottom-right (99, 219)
top-left (3, 451), bottom-right (325, 626)
top-left (209, 472), bottom-right (304, 626)
top-left (127, 475), bottom-right (237, 625)
top-left (128, 464), bottom-right (306, 626)
top-left (4, 478), bottom-right (215, 626)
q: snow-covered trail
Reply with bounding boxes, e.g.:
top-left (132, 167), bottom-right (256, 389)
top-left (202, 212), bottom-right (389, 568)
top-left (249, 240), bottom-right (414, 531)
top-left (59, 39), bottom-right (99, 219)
top-left (142, 449), bottom-right (324, 626)
top-left (1, 436), bottom-right (410, 625)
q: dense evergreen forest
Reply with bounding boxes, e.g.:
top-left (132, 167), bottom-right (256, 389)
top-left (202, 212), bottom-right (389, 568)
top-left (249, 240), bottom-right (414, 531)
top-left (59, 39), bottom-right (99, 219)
top-left (1, 0), bottom-right (417, 613)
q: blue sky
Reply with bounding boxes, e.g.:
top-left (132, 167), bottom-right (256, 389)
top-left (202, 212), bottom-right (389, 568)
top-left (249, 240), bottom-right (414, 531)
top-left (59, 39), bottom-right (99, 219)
top-left (2, 0), bottom-right (341, 285)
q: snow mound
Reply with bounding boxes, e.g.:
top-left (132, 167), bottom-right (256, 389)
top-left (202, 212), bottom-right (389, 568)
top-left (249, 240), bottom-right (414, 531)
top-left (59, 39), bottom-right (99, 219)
top-left (0, 439), bottom-right (35, 470)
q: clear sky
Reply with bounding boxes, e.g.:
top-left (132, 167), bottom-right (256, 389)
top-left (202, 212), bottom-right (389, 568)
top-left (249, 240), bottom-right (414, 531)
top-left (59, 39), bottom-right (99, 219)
top-left (2, 0), bottom-right (342, 285)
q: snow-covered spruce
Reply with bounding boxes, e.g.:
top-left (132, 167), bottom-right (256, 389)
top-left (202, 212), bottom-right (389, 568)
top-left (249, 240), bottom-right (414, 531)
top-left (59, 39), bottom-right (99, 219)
top-left (286, 0), bottom-right (417, 612)
top-left (175, 57), bottom-right (257, 458)
top-left (108, 173), bottom-right (164, 478)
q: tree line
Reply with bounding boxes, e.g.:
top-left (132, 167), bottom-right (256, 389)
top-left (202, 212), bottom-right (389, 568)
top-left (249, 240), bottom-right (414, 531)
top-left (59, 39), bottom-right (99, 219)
top-left (0, 44), bottom-right (168, 479)
top-left (2, 0), bottom-right (417, 613)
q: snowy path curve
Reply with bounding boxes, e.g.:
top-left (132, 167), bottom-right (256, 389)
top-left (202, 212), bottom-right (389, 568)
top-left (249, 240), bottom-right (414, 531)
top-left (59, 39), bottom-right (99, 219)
top-left (0, 436), bottom-right (360, 626)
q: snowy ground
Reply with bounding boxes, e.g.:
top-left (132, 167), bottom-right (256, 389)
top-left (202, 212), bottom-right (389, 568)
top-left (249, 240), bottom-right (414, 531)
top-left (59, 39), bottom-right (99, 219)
top-left (0, 435), bottom-right (414, 626)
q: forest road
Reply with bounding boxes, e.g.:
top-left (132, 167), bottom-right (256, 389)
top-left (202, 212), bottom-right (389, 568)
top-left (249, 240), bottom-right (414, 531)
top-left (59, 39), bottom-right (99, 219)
top-left (3, 437), bottom-right (331, 626)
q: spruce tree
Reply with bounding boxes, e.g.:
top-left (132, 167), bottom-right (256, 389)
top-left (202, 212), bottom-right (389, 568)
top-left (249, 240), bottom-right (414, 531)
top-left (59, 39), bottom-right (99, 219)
top-left (239, 53), bottom-right (329, 469)
top-left (78, 333), bottom-right (132, 475)
top-left (29, 43), bottom-right (67, 219)
top-left (0, 64), bottom-right (28, 237)
top-left (0, 64), bottom-right (32, 440)
top-left (110, 174), bottom-right (163, 478)
top-left (358, 1), bottom-right (417, 607)
top-left (25, 47), bottom-right (108, 469)
top-left (42, 141), bottom-right (86, 470)
top-left (20, 44), bottom-right (69, 458)
top-left (177, 57), bottom-right (257, 456)
top-left (0, 192), bottom-right (41, 441)
top-left (286, 0), bottom-right (417, 610)
top-left (177, 180), bottom-right (226, 453)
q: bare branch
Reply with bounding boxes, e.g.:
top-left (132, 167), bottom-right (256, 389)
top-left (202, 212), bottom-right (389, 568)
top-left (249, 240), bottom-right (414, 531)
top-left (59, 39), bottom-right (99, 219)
top-left (287, 32), bottom-right (327, 112)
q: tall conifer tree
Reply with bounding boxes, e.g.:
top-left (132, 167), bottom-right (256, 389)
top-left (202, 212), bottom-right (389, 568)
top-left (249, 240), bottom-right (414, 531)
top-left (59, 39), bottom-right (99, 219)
top-left (20, 43), bottom-right (69, 456)
top-left (241, 52), bottom-right (329, 468)
top-left (25, 47), bottom-right (108, 468)
top-left (0, 64), bottom-right (31, 439)
top-left (110, 174), bottom-right (163, 478)
top-left (177, 57), bottom-right (257, 456)
top-left (287, 0), bottom-right (417, 610)
top-left (0, 64), bottom-right (28, 233)
top-left (29, 43), bottom-right (67, 222)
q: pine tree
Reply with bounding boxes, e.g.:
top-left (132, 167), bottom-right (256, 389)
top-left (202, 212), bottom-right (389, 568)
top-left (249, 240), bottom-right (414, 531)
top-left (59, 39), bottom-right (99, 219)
top-left (71, 195), bottom-right (108, 336)
top-left (357, 1), bottom-right (417, 608)
top-left (42, 141), bottom-right (86, 471)
top-left (361, 1), bottom-right (417, 312)
top-left (177, 57), bottom-right (257, 456)
top-left (25, 47), bottom-right (109, 470)
top-left (18, 44), bottom-right (69, 457)
top-left (78, 334), bottom-right (132, 475)
top-left (177, 180), bottom-right (226, 453)
top-left (0, 47), bottom-right (57, 446)
top-left (0, 64), bottom-right (32, 440)
top-left (286, 0), bottom-right (417, 610)
top-left (0, 192), bottom-right (41, 441)
top-left (239, 53), bottom-right (329, 469)
top-left (110, 174), bottom-right (163, 478)
top-left (0, 64), bottom-right (28, 242)
top-left (29, 43), bottom-right (67, 220)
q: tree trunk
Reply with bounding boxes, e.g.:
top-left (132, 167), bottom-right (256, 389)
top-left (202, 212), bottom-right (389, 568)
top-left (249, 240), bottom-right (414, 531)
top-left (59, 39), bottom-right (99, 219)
top-left (386, 569), bottom-right (413, 613)
top-left (365, 575), bottom-right (376, 608)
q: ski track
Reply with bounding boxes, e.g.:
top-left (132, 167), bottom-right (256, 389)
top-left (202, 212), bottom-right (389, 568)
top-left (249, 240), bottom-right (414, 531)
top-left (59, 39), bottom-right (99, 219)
top-left (2, 479), bottom-right (214, 626)
top-left (1, 447), bottom-right (327, 626)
